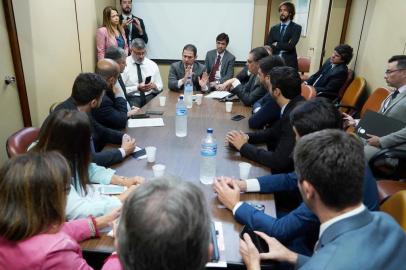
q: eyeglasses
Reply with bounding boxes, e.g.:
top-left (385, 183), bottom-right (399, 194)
top-left (385, 69), bottom-right (406, 75)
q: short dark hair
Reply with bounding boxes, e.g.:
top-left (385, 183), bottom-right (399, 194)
top-left (183, 44), bottom-right (197, 57)
top-left (334, 44), bottom-right (353, 65)
top-left (294, 129), bottom-right (364, 210)
top-left (270, 66), bottom-right (301, 99)
top-left (71, 73), bottom-right (107, 106)
top-left (117, 177), bottom-right (210, 270)
top-left (290, 98), bottom-right (343, 137)
top-left (279, 1), bottom-right (296, 20)
top-left (389, 55), bottom-right (406, 70)
top-left (259, 55), bottom-right (285, 74)
top-left (0, 151), bottom-right (71, 241)
top-left (105, 46), bottom-right (127, 62)
top-left (131, 38), bottom-right (146, 50)
top-left (216, 33), bottom-right (229, 45)
top-left (249, 47), bottom-right (269, 62)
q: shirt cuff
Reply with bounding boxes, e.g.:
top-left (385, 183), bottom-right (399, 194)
top-left (177, 79), bottom-right (184, 88)
top-left (118, 148), bottom-right (126, 158)
top-left (231, 79), bottom-right (241, 89)
top-left (245, 178), bottom-right (260, 192)
top-left (232, 201), bottom-right (243, 215)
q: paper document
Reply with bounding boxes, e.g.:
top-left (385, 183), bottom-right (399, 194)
top-left (128, 118), bottom-right (164, 128)
top-left (205, 91), bottom-right (230, 99)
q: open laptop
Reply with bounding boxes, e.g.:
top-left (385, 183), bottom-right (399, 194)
top-left (356, 110), bottom-right (405, 140)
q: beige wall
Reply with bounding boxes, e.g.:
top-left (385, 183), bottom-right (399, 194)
top-left (345, 0), bottom-right (406, 93)
top-left (323, 0), bottom-right (347, 63)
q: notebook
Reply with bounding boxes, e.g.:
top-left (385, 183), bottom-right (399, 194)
top-left (356, 110), bottom-right (405, 139)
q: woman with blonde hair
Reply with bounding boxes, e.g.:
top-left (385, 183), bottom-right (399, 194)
top-left (0, 152), bottom-right (118, 269)
top-left (97, 6), bottom-right (128, 60)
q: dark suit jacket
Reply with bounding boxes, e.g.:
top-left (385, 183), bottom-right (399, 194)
top-left (235, 167), bottom-right (379, 256)
top-left (267, 21), bottom-right (302, 70)
top-left (297, 209), bottom-right (406, 269)
top-left (249, 93), bottom-right (280, 129)
top-left (240, 95), bottom-right (304, 173)
top-left (306, 59), bottom-right (348, 96)
top-left (231, 74), bottom-right (268, 106)
top-left (168, 61), bottom-right (206, 92)
top-left (236, 65), bottom-right (251, 85)
top-left (119, 15), bottom-right (148, 45)
top-left (204, 49), bottom-right (235, 83)
top-left (55, 97), bottom-right (124, 167)
top-left (92, 91), bottom-right (128, 130)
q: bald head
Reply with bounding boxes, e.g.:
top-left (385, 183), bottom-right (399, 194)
top-left (96, 59), bottom-right (120, 88)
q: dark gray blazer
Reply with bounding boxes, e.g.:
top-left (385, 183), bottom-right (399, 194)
top-left (297, 209), bottom-right (406, 269)
top-left (231, 74), bottom-right (268, 106)
top-left (204, 49), bottom-right (235, 83)
top-left (168, 61), bottom-right (206, 91)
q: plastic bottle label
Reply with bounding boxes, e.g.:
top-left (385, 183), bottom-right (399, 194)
top-left (201, 144), bottom-right (217, 157)
top-left (176, 108), bottom-right (187, 116)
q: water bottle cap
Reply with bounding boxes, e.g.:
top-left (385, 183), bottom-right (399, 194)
top-left (179, 95), bottom-right (184, 100)
top-left (207, 128), bottom-right (213, 133)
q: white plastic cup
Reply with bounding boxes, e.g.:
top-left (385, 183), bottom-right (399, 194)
top-left (195, 94), bottom-right (203, 105)
top-left (159, 96), bottom-right (166, 106)
top-left (145, 146), bottom-right (157, 163)
top-left (152, 164), bottom-right (166, 177)
top-left (239, 162), bottom-right (252, 180)
top-left (226, 101), bottom-right (233, 113)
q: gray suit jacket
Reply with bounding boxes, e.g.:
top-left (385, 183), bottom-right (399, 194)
top-left (297, 209), bottom-right (406, 270)
top-left (204, 49), bottom-right (235, 83)
top-left (168, 61), bottom-right (206, 92)
top-left (379, 89), bottom-right (406, 150)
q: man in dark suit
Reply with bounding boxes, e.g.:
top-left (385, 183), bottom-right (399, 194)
top-left (168, 44), bottom-right (209, 92)
top-left (306, 44), bottom-right (353, 98)
top-left (214, 99), bottom-right (380, 257)
top-left (240, 130), bottom-right (406, 270)
top-left (204, 33), bottom-right (236, 88)
top-left (54, 73), bottom-right (136, 167)
top-left (267, 1), bottom-right (301, 70)
top-left (225, 67), bottom-right (304, 173)
top-left (119, 0), bottom-right (148, 46)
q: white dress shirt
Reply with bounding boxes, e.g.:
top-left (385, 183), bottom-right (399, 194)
top-left (122, 56), bottom-right (163, 96)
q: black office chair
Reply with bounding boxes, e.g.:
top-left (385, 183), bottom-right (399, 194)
top-left (369, 148), bottom-right (406, 180)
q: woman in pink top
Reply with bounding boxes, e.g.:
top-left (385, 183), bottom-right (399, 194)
top-left (0, 152), bottom-right (119, 270)
top-left (97, 6), bottom-right (129, 60)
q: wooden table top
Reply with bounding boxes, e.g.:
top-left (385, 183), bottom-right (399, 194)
top-left (80, 90), bottom-right (275, 266)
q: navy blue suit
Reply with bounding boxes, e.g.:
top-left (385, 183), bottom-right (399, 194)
top-left (249, 93), bottom-right (280, 129)
top-left (234, 167), bottom-right (379, 255)
top-left (92, 91), bottom-right (128, 130)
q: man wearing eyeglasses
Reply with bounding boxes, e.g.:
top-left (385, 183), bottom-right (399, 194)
top-left (344, 55), bottom-right (406, 161)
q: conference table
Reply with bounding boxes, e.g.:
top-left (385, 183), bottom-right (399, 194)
top-left (80, 90), bottom-right (276, 269)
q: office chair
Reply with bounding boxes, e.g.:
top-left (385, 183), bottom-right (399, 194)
top-left (6, 127), bottom-right (40, 158)
top-left (298, 57), bottom-right (311, 81)
top-left (380, 190), bottom-right (406, 232)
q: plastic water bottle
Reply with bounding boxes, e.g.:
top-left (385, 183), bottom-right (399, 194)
top-left (176, 96), bottom-right (187, 137)
top-left (184, 75), bottom-right (193, 109)
top-left (199, 128), bottom-right (217, 184)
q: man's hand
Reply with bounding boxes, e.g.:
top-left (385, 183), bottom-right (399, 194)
top-left (213, 177), bottom-right (241, 211)
top-left (132, 17), bottom-right (143, 34)
top-left (342, 112), bottom-right (356, 128)
top-left (366, 134), bottom-right (381, 147)
top-left (127, 107), bottom-right (140, 117)
top-left (255, 231), bottom-right (298, 264)
top-left (138, 82), bottom-right (154, 92)
top-left (240, 233), bottom-right (261, 270)
top-left (121, 136), bottom-right (136, 156)
top-left (217, 78), bottom-right (235, 91)
top-left (214, 176), bottom-right (247, 192)
top-left (182, 65), bottom-right (193, 83)
top-left (199, 72), bottom-right (209, 88)
top-left (226, 130), bottom-right (249, 151)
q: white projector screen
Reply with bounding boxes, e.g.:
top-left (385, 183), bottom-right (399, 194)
top-left (132, 0), bottom-right (254, 62)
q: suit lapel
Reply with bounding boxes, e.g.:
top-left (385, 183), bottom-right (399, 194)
top-left (383, 90), bottom-right (406, 114)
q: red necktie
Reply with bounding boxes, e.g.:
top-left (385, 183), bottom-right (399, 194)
top-left (209, 55), bottom-right (221, 82)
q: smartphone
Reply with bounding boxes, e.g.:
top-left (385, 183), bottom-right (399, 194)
top-left (146, 110), bottom-right (164, 115)
top-left (130, 113), bottom-right (150, 119)
top-left (144, 76), bottom-right (152, 84)
top-left (231, 114), bottom-right (245, 121)
top-left (210, 222), bottom-right (220, 262)
top-left (100, 185), bottom-right (126, 195)
top-left (240, 226), bottom-right (269, 253)
top-left (247, 202), bottom-right (265, 212)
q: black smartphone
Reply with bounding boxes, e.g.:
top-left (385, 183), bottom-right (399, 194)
top-left (144, 76), bottom-right (152, 84)
top-left (146, 110), bottom-right (164, 115)
top-left (131, 148), bottom-right (146, 159)
top-left (130, 113), bottom-right (150, 119)
top-left (240, 226), bottom-right (269, 253)
top-left (231, 114), bottom-right (245, 121)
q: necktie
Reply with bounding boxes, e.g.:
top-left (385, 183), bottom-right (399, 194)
top-left (118, 74), bottom-right (131, 110)
top-left (280, 24), bottom-right (287, 37)
top-left (209, 54), bottom-right (221, 82)
top-left (313, 64), bottom-right (333, 87)
top-left (382, 89), bottom-right (400, 112)
top-left (135, 63), bottom-right (146, 107)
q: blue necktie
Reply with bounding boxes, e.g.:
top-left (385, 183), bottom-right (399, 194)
top-left (280, 24), bottom-right (287, 37)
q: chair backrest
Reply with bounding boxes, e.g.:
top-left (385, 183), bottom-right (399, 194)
top-left (297, 57), bottom-right (311, 74)
top-left (360, 87), bottom-right (391, 118)
top-left (339, 76), bottom-right (366, 112)
top-left (380, 190), bottom-right (406, 232)
top-left (301, 83), bottom-right (316, 100)
top-left (6, 127), bottom-right (40, 158)
top-left (337, 69), bottom-right (354, 99)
